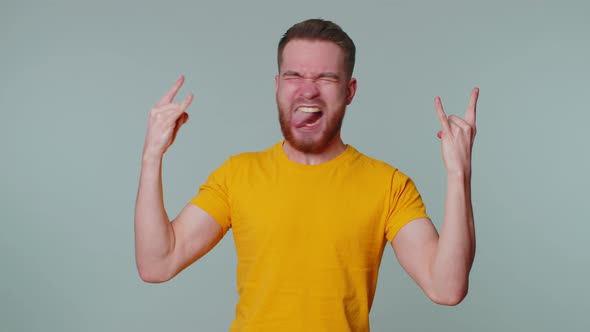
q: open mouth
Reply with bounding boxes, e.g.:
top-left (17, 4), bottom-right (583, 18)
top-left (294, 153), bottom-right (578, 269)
top-left (293, 107), bottom-right (323, 128)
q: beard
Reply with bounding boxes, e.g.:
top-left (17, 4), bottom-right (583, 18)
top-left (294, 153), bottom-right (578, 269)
top-left (277, 101), bottom-right (346, 154)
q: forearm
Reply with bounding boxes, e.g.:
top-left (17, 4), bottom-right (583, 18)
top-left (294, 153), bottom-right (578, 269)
top-left (430, 173), bottom-right (476, 303)
top-left (134, 155), bottom-right (175, 281)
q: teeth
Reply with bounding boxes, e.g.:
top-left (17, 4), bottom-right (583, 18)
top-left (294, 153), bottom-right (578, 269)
top-left (298, 107), bottom-right (321, 113)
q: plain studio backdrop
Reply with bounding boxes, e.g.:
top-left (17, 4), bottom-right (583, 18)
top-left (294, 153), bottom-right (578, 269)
top-left (1, 0), bottom-right (588, 331)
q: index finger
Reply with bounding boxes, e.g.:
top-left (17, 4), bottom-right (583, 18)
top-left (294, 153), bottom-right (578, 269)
top-left (464, 87), bottom-right (479, 126)
top-left (155, 75), bottom-right (185, 107)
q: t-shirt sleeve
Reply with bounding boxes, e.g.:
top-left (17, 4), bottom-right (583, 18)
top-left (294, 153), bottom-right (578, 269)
top-left (189, 158), bottom-right (232, 234)
top-left (384, 169), bottom-right (430, 242)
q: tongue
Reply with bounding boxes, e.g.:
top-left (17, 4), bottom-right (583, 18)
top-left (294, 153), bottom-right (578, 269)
top-left (292, 111), bottom-right (322, 127)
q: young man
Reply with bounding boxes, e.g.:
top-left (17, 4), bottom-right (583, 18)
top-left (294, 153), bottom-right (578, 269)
top-left (135, 19), bottom-right (478, 332)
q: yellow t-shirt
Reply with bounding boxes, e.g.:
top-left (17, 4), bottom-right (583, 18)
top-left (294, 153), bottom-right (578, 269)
top-left (190, 142), bottom-right (429, 332)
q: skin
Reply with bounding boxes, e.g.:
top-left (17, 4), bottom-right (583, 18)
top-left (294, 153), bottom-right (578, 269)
top-left (134, 39), bottom-right (478, 306)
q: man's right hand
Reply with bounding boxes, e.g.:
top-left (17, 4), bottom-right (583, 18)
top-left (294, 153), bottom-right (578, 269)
top-left (142, 76), bottom-right (194, 160)
top-left (135, 76), bottom-right (224, 283)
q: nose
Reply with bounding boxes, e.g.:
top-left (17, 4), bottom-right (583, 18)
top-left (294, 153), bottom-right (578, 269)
top-left (298, 79), bottom-right (320, 99)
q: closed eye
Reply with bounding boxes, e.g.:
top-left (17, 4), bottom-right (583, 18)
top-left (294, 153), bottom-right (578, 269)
top-left (281, 71), bottom-right (340, 82)
top-left (318, 77), bottom-right (339, 83)
top-left (317, 73), bottom-right (340, 83)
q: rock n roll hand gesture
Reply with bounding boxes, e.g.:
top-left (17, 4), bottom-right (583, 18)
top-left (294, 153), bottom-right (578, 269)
top-left (435, 88), bottom-right (479, 178)
top-left (143, 76), bottom-right (194, 160)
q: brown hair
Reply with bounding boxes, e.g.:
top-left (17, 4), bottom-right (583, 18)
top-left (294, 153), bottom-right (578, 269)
top-left (277, 19), bottom-right (356, 79)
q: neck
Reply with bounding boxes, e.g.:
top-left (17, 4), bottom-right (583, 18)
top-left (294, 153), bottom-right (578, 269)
top-left (282, 135), bottom-right (346, 165)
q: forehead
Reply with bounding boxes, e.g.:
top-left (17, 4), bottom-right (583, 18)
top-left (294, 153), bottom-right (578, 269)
top-left (280, 39), bottom-right (345, 74)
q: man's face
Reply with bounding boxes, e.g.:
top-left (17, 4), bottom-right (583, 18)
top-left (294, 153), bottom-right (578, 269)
top-left (275, 39), bottom-right (357, 153)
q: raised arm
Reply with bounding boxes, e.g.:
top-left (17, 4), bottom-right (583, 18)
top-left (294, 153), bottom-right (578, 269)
top-left (392, 88), bottom-right (479, 305)
top-left (134, 76), bottom-right (223, 283)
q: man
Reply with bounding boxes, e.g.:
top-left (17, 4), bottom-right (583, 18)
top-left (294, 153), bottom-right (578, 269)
top-left (135, 19), bottom-right (478, 332)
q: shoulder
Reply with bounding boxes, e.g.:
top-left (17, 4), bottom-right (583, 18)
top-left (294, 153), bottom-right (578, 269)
top-left (348, 146), bottom-right (419, 187)
top-left (349, 146), bottom-right (399, 174)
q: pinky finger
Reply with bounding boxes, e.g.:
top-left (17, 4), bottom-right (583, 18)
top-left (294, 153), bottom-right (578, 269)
top-left (180, 93), bottom-right (194, 113)
top-left (435, 96), bottom-right (451, 134)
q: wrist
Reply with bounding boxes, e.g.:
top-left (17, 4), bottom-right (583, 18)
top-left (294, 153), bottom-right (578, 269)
top-left (446, 170), bottom-right (471, 183)
top-left (142, 149), bottom-right (164, 165)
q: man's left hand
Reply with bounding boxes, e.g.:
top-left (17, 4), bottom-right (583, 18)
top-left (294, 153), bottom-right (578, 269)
top-left (434, 87), bottom-right (479, 178)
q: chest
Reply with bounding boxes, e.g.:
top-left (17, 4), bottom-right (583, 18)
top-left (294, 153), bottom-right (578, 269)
top-left (228, 173), bottom-right (389, 265)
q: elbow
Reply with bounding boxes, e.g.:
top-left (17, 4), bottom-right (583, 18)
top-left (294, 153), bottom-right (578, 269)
top-left (427, 283), bottom-right (469, 306)
top-left (430, 289), bottom-right (467, 306)
top-left (138, 271), bottom-right (170, 284)
top-left (136, 260), bottom-right (173, 284)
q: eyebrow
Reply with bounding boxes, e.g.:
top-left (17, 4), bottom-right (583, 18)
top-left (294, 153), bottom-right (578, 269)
top-left (317, 72), bottom-right (340, 79)
top-left (282, 70), bottom-right (302, 77)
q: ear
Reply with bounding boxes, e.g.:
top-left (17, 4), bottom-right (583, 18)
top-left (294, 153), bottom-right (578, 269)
top-left (275, 75), bottom-right (279, 94)
top-left (345, 77), bottom-right (357, 105)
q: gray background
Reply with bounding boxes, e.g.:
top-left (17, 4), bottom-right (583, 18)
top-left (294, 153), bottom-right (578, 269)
top-left (1, 0), bottom-right (589, 331)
